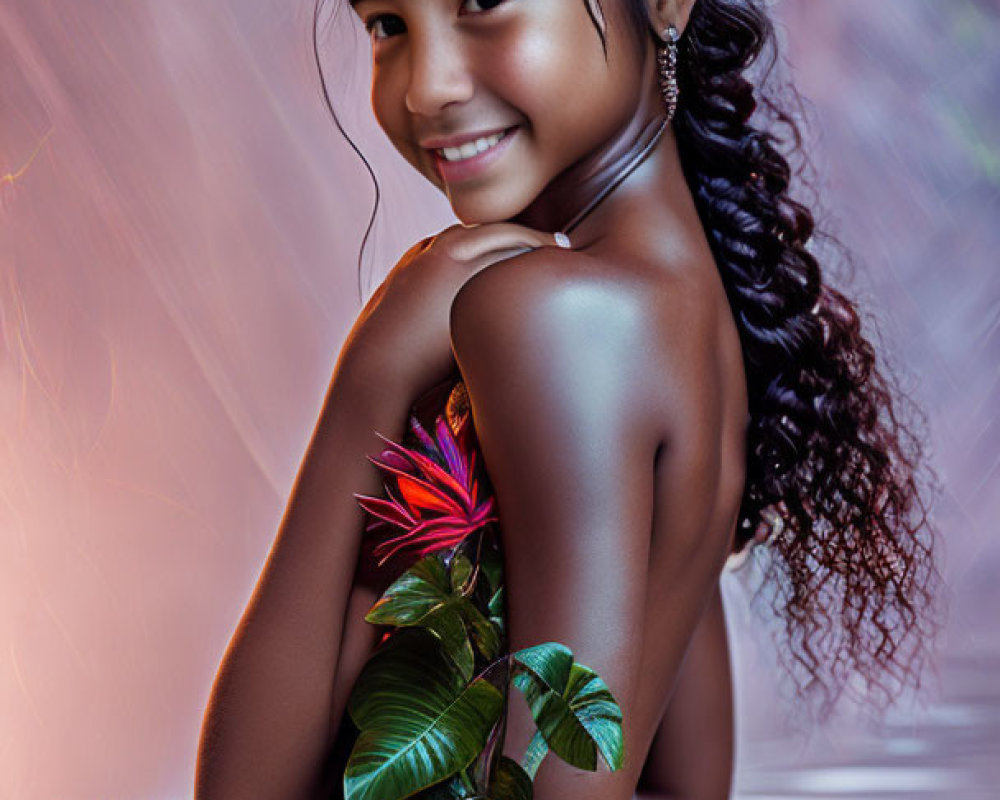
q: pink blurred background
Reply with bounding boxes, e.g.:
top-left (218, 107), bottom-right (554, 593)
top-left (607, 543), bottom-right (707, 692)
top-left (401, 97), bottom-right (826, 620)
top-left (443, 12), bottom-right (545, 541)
top-left (2, 1), bottom-right (997, 797)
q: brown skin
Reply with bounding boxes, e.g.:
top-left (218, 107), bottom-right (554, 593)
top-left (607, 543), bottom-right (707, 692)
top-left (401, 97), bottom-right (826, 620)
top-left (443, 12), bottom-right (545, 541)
top-left (196, 0), bottom-right (744, 798)
top-left (195, 225), bottom-right (568, 800)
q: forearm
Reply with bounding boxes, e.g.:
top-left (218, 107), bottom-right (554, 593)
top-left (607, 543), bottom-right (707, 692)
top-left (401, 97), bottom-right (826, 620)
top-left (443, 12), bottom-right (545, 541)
top-left (195, 365), bottom-right (412, 800)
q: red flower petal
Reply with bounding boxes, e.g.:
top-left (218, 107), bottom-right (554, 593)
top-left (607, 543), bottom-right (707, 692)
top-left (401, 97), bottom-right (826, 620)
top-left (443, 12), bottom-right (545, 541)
top-left (358, 403), bottom-right (497, 561)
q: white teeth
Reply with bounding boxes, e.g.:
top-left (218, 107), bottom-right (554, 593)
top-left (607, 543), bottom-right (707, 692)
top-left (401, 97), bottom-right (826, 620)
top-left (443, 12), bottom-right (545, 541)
top-left (437, 130), bottom-right (508, 162)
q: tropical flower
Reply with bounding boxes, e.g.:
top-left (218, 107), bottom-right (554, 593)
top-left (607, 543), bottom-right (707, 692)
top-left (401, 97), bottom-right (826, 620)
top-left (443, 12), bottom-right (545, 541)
top-left (354, 409), bottom-right (498, 565)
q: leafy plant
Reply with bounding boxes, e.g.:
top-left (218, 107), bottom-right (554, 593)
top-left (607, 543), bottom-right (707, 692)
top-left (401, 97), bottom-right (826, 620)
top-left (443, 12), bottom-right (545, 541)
top-left (511, 643), bottom-right (624, 776)
top-left (347, 391), bottom-right (624, 800)
top-left (345, 627), bottom-right (503, 800)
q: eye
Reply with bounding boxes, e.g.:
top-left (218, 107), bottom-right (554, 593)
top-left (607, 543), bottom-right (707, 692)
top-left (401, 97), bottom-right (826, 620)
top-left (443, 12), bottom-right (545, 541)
top-left (364, 0), bottom-right (511, 42)
top-left (364, 13), bottom-right (404, 41)
top-left (460, 0), bottom-right (508, 12)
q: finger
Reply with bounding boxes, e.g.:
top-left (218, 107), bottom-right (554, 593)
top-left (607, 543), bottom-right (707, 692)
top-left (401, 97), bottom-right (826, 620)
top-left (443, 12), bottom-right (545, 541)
top-left (466, 246), bottom-right (533, 267)
top-left (447, 225), bottom-right (570, 261)
top-left (446, 226), bottom-right (538, 261)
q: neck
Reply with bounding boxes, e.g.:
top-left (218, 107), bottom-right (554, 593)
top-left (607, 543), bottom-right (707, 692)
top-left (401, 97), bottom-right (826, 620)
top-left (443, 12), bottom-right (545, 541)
top-left (507, 39), bottom-right (674, 239)
top-left (509, 110), bottom-right (668, 236)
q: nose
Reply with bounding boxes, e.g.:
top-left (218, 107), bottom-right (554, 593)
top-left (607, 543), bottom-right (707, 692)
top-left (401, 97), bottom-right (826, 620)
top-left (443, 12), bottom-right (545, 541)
top-left (405, 31), bottom-right (475, 116)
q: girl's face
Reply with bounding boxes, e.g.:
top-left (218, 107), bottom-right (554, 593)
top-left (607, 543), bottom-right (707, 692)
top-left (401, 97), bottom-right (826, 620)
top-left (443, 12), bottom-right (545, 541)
top-left (350, 0), bottom-right (650, 224)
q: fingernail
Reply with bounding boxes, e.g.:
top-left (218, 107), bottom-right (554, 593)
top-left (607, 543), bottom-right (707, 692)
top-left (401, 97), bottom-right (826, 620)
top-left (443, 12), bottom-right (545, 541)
top-left (554, 232), bottom-right (571, 249)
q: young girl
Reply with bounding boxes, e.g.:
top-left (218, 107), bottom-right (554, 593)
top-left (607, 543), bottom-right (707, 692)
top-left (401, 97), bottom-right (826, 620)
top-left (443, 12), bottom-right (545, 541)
top-left (195, 0), bottom-right (943, 798)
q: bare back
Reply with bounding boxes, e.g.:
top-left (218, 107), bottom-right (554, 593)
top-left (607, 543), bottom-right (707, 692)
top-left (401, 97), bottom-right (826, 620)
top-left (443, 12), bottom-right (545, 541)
top-left (610, 249), bottom-right (748, 764)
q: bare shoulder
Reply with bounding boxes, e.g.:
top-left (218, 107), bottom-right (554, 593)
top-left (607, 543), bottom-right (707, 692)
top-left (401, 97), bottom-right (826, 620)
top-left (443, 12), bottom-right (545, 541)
top-left (448, 245), bottom-right (731, 443)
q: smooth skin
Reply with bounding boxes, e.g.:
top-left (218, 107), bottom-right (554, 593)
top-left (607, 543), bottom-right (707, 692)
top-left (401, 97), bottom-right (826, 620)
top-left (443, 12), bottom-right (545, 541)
top-left (195, 0), bottom-right (745, 798)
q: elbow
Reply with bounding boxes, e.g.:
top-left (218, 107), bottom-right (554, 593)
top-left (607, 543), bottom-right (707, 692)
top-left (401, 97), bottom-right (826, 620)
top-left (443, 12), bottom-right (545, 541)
top-left (193, 715), bottom-right (246, 800)
top-left (193, 708), bottom-right (326, 800)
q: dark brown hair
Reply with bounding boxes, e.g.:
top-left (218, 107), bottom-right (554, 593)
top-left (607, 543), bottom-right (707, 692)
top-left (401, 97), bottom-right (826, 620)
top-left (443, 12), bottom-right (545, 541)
top-left (621, 0), bottom-right (946, 722)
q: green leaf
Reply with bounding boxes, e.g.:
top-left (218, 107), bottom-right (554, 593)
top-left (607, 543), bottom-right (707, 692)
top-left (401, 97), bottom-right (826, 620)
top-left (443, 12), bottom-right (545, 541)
top-left (450, 554), bottom-right (475, 594)
top-left (364, 555), bottom-right (479, 680)
top-left (490, 756), bottom-right (533, 800)
top-left (487, 588), bottom-right (504, 624)
top-left (512, 643), bottom-right (573, 694)
top-left (511, 644), bottom-right (624, 773)
top-left (520, 731), bottom-right (548, 780)
top-left (479, 540), bottom-right (503, 595)
top-left (424, 607), bottom-right (476, 681)
top-left (462, 598), bottom-right (501, 663)
top-left (364, 556), bottom-right (453, 627)
top-left (561, 665), bottom-right (624, 772)
top-left (345, 628), bottom-right (505, 800)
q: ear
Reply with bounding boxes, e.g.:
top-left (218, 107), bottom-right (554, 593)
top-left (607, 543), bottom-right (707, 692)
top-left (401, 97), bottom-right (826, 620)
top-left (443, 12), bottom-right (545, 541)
top-left (643, 0), bottom-right (696, 40)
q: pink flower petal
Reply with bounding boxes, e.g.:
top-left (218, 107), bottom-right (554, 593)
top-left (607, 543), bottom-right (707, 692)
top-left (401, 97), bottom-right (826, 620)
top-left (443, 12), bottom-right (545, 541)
top-left (358, 398), bottom-right (498, 562)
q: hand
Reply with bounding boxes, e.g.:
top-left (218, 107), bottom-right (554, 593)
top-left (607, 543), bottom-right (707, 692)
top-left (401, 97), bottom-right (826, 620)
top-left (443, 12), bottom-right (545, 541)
top-left (343, 222), bottom-right (571, 400)
top-left (435, 222), bottom-right (571, 268)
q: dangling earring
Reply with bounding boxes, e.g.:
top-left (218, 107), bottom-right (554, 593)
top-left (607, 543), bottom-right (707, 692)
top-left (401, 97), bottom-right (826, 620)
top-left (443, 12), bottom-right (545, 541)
top-left (657, 24), bottom-right (680, 123)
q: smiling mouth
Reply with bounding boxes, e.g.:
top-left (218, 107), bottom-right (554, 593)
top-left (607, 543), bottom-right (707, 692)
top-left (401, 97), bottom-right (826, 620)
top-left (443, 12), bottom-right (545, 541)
top-left (431, 127), bottom-right (518, 163)
top-left (428, 126), bottom-right (521, 186)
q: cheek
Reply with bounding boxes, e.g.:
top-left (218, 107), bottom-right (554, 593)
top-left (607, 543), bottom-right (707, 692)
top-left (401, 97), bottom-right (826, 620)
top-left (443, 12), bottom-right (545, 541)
top-left (371, 74), bottom-right (423, 170)
top-left (371, 71), bottom-right (402, 144)
top-left (497, 13), bottom-right (636, 155)
top-left (494, 18), bottom-right (585, 115)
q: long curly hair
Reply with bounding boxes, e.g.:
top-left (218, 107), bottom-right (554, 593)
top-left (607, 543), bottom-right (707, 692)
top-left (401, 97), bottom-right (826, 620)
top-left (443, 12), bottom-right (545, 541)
top-left (313, 0), bottom-right (946, 723)
top-left (630, 0), bottom-right (945, 722)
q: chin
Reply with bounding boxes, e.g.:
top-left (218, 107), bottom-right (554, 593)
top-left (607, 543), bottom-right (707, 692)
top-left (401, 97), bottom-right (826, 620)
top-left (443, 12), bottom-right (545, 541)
top-left (452, 206), bottom-right (510, 226)
top-left (446, 181), bottom-right (540, 228)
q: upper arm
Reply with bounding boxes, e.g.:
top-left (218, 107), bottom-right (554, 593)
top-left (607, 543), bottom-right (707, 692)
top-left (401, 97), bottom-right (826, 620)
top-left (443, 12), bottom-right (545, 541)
top-left (196, 333), bottom-right (421, 799)
top-left (637, 579), bottom-right (735, 800)
top-left (449, 256), bottom-right (666, 799)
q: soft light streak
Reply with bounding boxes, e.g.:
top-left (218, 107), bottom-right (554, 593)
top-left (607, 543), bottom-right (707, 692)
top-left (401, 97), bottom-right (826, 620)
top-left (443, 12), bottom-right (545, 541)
top-left (1, 127), bottom-right (53, 188)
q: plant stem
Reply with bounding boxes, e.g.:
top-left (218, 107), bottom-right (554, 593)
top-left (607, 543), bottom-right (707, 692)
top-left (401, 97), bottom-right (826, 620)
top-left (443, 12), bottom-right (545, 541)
top-left (459, 766), bottom-right (476, 792)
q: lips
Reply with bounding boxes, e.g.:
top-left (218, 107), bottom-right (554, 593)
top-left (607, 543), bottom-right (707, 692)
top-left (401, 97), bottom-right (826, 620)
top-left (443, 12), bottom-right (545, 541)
top-left (420, 125), bottom-right (515, 151)
top-left (429, 125), bottom-right (520, 184)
